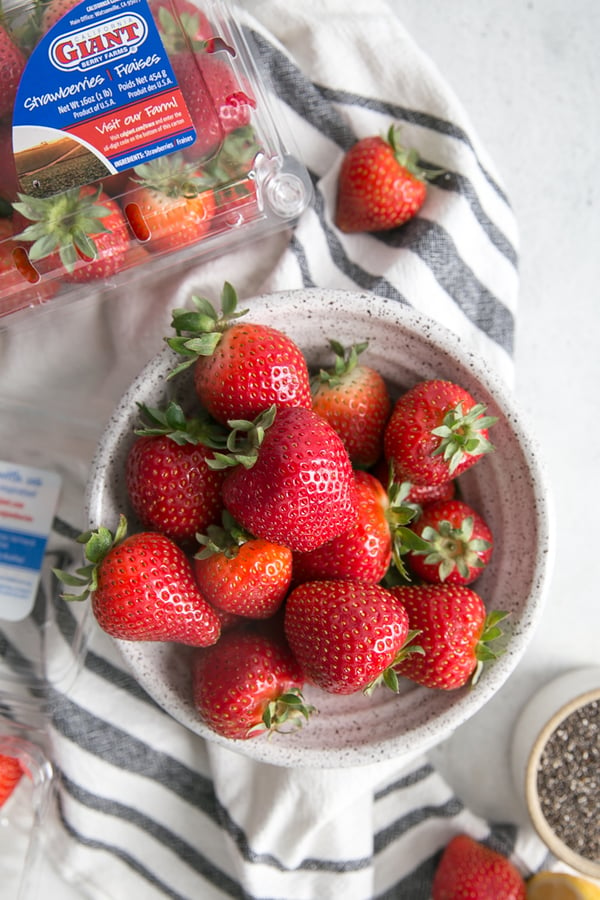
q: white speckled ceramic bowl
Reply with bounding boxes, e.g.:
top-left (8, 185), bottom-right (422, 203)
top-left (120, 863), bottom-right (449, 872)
top-left (85, 288), bottom-right (554, 768)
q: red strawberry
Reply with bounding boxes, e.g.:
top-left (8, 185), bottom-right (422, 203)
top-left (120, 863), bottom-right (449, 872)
top-left (125, 401), bottom-right (227, 548)
top-left (384, 379), bottom-right (498, 486)
top-left (390, 583), bottom-right (507, 690)
top-left (198, 52), bottom-right (255, 137)
top-left (0, 24), bottom-right (25, 119)
top-left (54, 515), bottom-right (221, 646)
top-left (215, 405), bottom-right (358, 553)
top-left (0, 753), bottom-right (23, 807)
top-left (191, 625), bottom-right (313, 740)
top-left (371, 458), bottom-right (457, 506)
top-left (167, 283), bottom-right (312, 425)
top-left (432, 834), bottom-right (526, 900)
top-left (284, 579), bottom-right (420, 695)
top-left (124, 153), bottom-right (216, 252)
top-left (150, 0), bottom-right (213, 44)
top-left (40, 0), bottom-right (79, 32)
top-left (13, 185), bottom-right (130, 282)
top-left (0, 120), bottom-right (20, 206)
top-left (200, 126), bottom-right (262, 228)
top-left (193, 513), bottom-right (292, 618)
top-left (169, 50), bottom-right (255, 161)
top-left (405, 479), bottom-right (457, 506)
top-left (1, 218), bottom-right (59, 317)
top-left (406, 498), bottom-right (493, 585)
top-left (311, 340), bottom-right (392, 468)
top-left (335, 125), bottom-right (440, 234)
top-left (168, 50), bottom-right (223, 159)
top-left (292, 470), bottom-right (392, 585)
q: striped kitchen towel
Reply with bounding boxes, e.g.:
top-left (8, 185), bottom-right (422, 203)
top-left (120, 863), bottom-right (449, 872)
top-left (0, 0), bottom-right (542, 897)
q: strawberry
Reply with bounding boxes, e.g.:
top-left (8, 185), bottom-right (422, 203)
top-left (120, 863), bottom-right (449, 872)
top-left (404, 479), bottom-right (457, 506)
top-left (13, 184), bottom-right (130, 282)
top-left (406, 498), bottom-right (493, 585)
top-left (335, 125), bottom-right (440, 234)
top-left (384, 379), bottom-right (498, 486)
top-left (193, 512), bottom-right (292, 618)
top-left (150, 0), bottom-right (213, 45)
top-left (390, 583), bottom-right (507, 690)
top-left (311, 340), bottom-right (392, 468)
top-left (292, 470), bottom-right (392, 585)
top-left (167, 282), bottom-right (312, 425)
top-left (40, 0), bottom-right (78, 31)
top-left (1, 218), bottom-right (59, 316)
top-left (432, 834), bottom-right (526, 900)
top-left (124, 153), bottom-right (215, 252)
top-left (371, 458), bottom-right (457, 506)
top-left (0, 119), bottom-right (20, 206)
top-left (197, 52), bottom-right (255, 139)
top-left (284, 579), bottom-right (420, 694)
top-left (191, 624), bottom-right (313, 740)
top-left (214, 405), bottom-right (358, 553)
top-left (125, 401), bottom-right (227, 548)
top-left (167, 50), bottom-right (223, 159)
top-left (0, 24), bottom-right (25, 119)
top-left (0, 753), bottom-right (23, 807)
top-left (54, 515), bottom-right (221, 646)
top-left (167, 48), bottom-right (255, 161)
top-left (198, 126), bottom-right (262, 228)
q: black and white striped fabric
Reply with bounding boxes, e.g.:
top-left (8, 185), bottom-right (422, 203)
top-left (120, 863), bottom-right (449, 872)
top-left (1, 1), bottom-right (548, 896)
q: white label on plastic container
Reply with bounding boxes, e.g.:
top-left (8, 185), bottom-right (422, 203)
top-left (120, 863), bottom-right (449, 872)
top-left (0, 461), bottom-right (61, 622)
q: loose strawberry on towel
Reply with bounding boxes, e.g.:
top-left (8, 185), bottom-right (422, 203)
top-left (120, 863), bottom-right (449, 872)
top-left (284, 579), bottom-right (421, 695)
top-left (311, 339), bottom-right (391, 469)
top-left (384, 379), bottom-right (497, 486)
top-left (335, 125), bottom-right (440, 233)
top-left (167, 282), bottom-right (312, 425)
top-left (191, 625), bottom-right (313, 740)
top-left (212, 405), bottom-right (358, 553)
top-left (193, 512), bottom-right (292, 618)
top-left (390, 583), bottom-right (507, 690)
top-left (405, 498), bottom-right (493, 585)
top-left (432, 833), bottom-right (526, 900)
top-left (54, 515), bottom-right (221, 646)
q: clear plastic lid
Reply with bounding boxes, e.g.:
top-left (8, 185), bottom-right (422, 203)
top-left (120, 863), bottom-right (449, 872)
top-left (0, 0), bottom-right (312, 328)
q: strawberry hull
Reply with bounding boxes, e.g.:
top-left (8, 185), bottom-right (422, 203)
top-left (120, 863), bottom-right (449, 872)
top-left (0, 0), bottom-right (312, 327)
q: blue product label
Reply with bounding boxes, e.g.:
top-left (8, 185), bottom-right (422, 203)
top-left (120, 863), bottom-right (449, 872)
top-left (0, 461), bottom-right (62, 622)
top-left (12, 0), bottom-right (198, 197)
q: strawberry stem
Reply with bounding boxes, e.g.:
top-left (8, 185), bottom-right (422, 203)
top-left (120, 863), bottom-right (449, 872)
top-left (166, 282), bottom-right (248, 378)
top-left (53, 515), bottom-right (128, 601)
top-left (134, 401), bottom-right (228, 449)
top-left (471, 610), bottom-right (509, 685)
top-left (430, 402), bottom-right (498, 475)
top-left (248, 687), bottom-right (316, 736)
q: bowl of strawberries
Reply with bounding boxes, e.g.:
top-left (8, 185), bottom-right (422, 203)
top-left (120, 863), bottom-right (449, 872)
top-left (79, 285), bottom-right (553, 767)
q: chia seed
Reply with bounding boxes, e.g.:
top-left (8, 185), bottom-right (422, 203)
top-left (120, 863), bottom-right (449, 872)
top-left (536, 698), bottom-right (599, 862)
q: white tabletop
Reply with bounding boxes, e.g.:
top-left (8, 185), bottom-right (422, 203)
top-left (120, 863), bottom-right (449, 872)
top-left (385, 0), bottom-right (600, 826)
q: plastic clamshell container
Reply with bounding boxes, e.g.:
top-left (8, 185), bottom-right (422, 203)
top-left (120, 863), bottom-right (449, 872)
top-left (0, 0), bottom-right (312, 327)
top-left (0, 716), bottom-right (55, 899)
